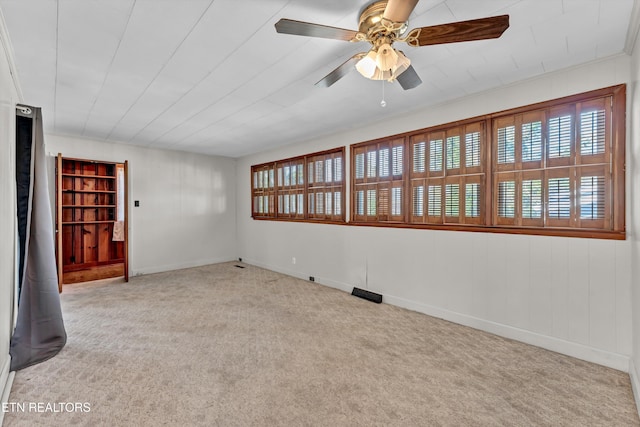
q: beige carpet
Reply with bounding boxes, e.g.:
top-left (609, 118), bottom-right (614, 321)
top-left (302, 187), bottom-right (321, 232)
top-left (4, 262), bottom-right (639, 426)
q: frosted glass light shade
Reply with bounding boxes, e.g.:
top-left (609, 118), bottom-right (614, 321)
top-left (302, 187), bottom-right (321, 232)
top-left (376, 43), bottom-right (398, 71)
top-left (355, 50), bottom-right (378, 78)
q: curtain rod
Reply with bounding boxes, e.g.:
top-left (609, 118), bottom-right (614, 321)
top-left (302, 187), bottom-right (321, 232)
top-left (16, 105), bottom-right (32, 115)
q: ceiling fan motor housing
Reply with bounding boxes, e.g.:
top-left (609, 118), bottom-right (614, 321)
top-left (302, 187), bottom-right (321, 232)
top-left (358, 0), bottom-right (408, 40)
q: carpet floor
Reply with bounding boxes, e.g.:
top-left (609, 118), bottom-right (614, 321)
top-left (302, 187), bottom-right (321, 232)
top-left (4, 262), bottom-right (639, 426)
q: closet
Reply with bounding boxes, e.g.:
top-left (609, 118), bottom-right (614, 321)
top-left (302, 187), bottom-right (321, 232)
top-left (55, 154), bottom-right (129, 288)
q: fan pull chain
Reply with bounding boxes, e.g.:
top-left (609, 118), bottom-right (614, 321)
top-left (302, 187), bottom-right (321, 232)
top-left (380, 80), bottom-right (387, 108)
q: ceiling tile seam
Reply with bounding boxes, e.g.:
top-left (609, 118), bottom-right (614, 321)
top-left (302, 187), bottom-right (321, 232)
top-left (165, 51), bottom-right (327, 144)
top-left (510, 54), bottom-right (520, 69)
top-left (129, 0), bottom-right (296, 144)
top-left (81, 0), bottom-right (137, 136)
top-left (151, 2), bottom-right (420, 146)
top-left (412, 1), bottom-right (446, 20)
top-left (140, 0), bottom-right (299, 145)
top-left (529, 25), bottom-right (536, 46)
top-left (132, 0), bottom-right (370, 147)
top-left (176, 97), bottom-right (281, 145)
top-left (163, 39), bottom-right (327, 147)
top-left (105, 0), bottom-right (217, 142)
top-left (444, 2), bottom-right (455, 20)
top-left (497, 0), bottom-right (525, 14)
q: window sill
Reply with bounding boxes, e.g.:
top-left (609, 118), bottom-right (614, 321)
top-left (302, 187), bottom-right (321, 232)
top-left (251, 216), bottom-right (624, 239)
top-left (347, 221), bottom-right (626, 240)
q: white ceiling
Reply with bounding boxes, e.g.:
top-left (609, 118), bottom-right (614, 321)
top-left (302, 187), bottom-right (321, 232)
top-left (0, 0), bottom-right (636, 158)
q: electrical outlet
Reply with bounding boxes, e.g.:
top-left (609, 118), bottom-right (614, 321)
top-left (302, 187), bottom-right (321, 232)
top-left (292, 257), bottom-right (296, 265)
top-left (309, 276), bottom-right (315, 282)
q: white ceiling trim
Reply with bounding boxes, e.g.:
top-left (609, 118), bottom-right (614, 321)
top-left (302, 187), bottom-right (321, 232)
top-left (624, 0), bottom-right (640, 54)
top-left (0, 5), bottom-right (23, 101)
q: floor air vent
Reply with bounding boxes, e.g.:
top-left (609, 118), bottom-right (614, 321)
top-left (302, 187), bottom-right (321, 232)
top-left (351, 287), bottom-right (382, 304)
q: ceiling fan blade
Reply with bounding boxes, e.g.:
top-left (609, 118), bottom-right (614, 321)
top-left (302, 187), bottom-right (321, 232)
top-left (396, 65), bottom-right (422, 90)
top-left (383, 0), bottom-right (419, 23)
top-left (411, 15), bottom-right (509, 46)
top-left (315, 54), bottom-right (363, 88)
top-left (275, 19), bottom-right (359, 41)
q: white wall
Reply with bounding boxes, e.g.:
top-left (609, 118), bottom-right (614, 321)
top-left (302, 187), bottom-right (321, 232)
top-left (628, 17), bottom-right (640, 414)
top-left (0, 8), bottom-right (19, 423)
top-left (46, 135), bottom-right (238, 276)
top-left (237, 54), bottom-right (633, 371)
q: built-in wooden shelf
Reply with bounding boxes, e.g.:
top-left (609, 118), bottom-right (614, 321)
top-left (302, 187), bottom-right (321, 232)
top-left (62, 220), bottom-right (116, 225)
top-left (63, 189), bottom-right (116, 194)
top-left (62, 173), bottom-right (116, 179)
top-left (63, 205), bottom-right (116, 208)
top-left (56, 154), bottom-right (129, 289)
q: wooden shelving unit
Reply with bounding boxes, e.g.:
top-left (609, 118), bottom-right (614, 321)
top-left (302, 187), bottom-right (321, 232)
top-left (56, 154), bottom-right (129, 288)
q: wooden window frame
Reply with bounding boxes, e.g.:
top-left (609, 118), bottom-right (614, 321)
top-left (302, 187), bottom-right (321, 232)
top-left (251, 147), bottom-right (346, 224)
top-left (348, 85), bottom-right (625, 240)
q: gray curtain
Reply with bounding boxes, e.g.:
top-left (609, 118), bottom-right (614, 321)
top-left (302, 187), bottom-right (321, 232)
top-left (10, 107), bottom-right (66, 371)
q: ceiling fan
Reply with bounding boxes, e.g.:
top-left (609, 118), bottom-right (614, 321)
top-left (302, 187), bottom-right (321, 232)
top-left (275, 0), bottom-right (509, 90)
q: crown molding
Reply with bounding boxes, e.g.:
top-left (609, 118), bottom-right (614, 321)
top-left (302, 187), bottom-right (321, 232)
top-left (624, 0), bottom-right (640, 54)
top-left (0, 6), bottom-right (24, 101)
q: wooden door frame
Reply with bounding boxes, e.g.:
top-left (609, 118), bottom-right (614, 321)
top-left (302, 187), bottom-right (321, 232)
top-left (55, 154), bottom-right (130, 290)
top-left (56, 153), bottom-right (63, 292)
top-left (124, 160), bottom-right (129, 282)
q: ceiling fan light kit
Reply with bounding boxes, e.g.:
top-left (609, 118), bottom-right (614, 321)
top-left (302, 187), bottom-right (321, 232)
top-left (355, 42), bottom-right (411, 82)
top-left (275, 0), bottom-right (509, 90)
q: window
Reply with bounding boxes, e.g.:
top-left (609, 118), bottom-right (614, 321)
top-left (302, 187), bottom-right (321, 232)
top-left (408, 122), bottom-right (484, 225)
top-left (252, 86), bottom-right (624, 239)
top-left (252, 164), bottom-right (275, 218)
top-left (276, 158), bottom-right (304, 219)
top-left (251, 148), bottom-right (345, 222)
top-left (352, 137), bottom-right (404, 222)
top-left (308, 151), bottom-right (344, 221)
top-left (492, 94), bottom-right (616, 231)
top-left (349, 85), bottom-right (625, 239)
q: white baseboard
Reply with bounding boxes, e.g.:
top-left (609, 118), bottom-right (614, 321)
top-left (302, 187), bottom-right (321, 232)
top-left (630, 358), bottom-right (640, 418)
top-left (383, 293), bottom-right (629, 372)
top-left (242, 259), bottom-right (629, 372)
top-left (0, 356), bottom-right (14, 427)
top-left (132, 257), bottom-right (237, 277)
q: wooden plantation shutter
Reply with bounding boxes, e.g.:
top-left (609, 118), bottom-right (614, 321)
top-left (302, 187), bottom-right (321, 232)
top-left (409, 121), bottom-right (485, 226)
top-left (409, 130), bottom-right (443, 224)
top-left (491, 92), bottom-right (615, 231)
top-left (459, 123), bottom-right (485, 225)
top-left (250, 148), bottom-right (345, 222)
top-left (352, 137), bottom-right (405, 223)
top-left (251, 164), bottom-right (275, 218)
top-left (493, 111), bottom-right (546, 227)
top-left (276, 158), bottom-right (304, 219)
top-left (308, 150), bottom-right (344, 221)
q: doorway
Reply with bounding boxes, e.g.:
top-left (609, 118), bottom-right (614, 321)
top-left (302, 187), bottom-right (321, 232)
top-left (55, 155), bottom-right (129, 288)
